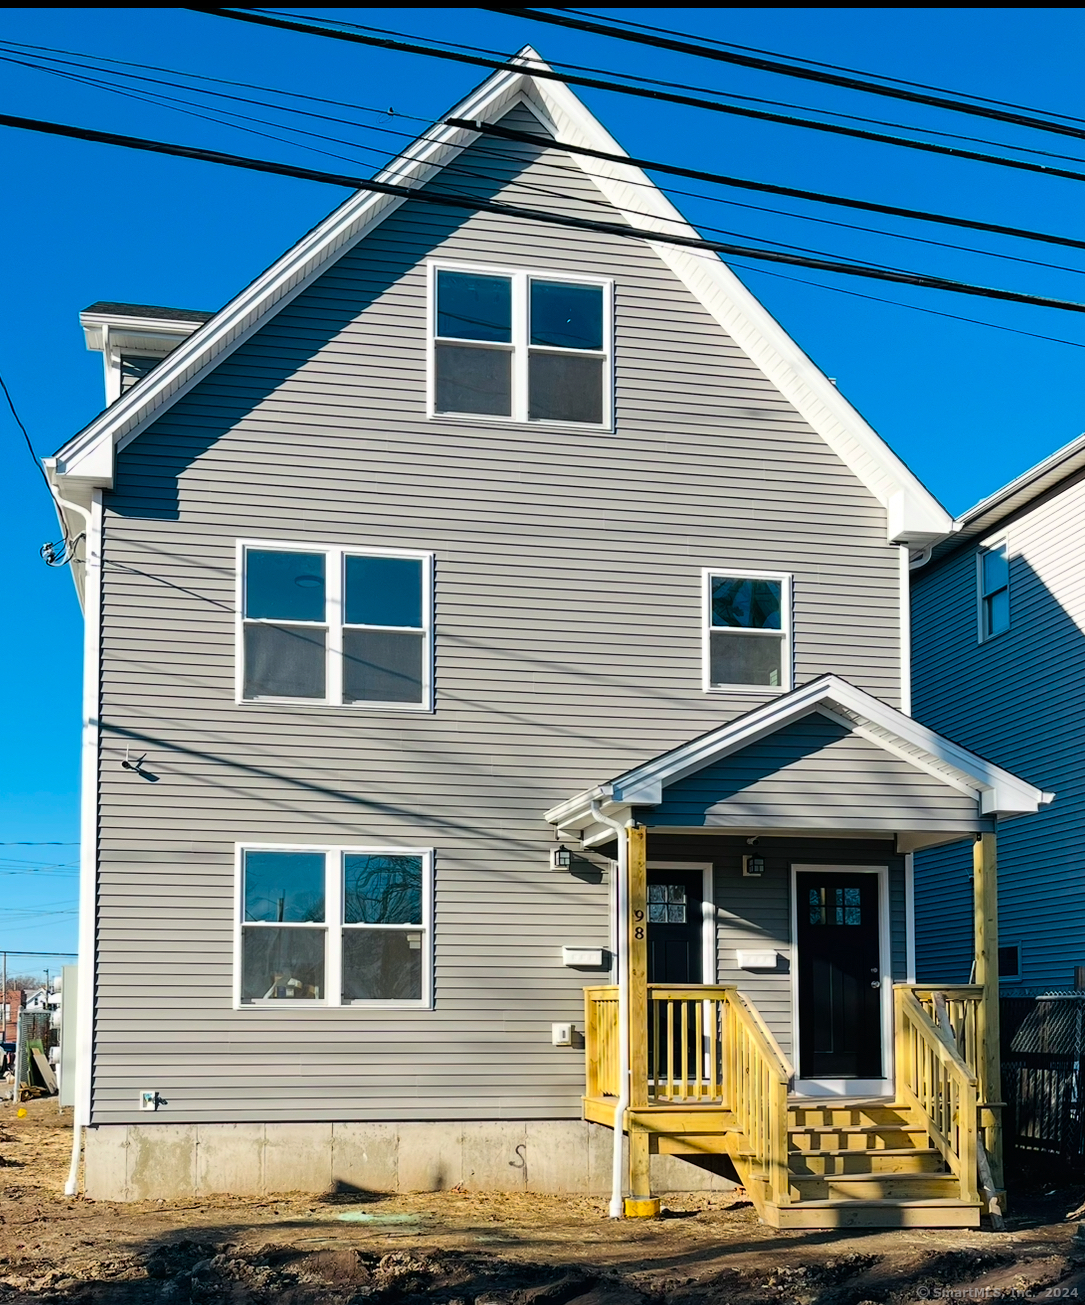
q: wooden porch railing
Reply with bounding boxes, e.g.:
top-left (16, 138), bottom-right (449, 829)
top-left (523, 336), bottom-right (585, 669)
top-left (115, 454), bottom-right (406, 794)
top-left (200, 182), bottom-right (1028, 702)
top-left (904, 984), bottom-right (982, 1080)
top-left (584, 984), bottom-right (793, 1207)
top-left (895, 985), bottom-right (980, 1206)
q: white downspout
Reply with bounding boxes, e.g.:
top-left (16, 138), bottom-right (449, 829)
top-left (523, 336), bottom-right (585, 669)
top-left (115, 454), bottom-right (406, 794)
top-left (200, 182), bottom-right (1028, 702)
top-left (591, 800), bottom-right (633, 1219)
top-left (48, 481), bottom-right (98, 1197)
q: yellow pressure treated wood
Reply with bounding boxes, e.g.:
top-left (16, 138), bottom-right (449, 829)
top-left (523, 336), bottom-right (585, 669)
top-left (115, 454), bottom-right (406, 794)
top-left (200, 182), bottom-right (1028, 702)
top-left (582, 980), bottom-right (986, 1228)
top-left (973, 832), bottom-right (1003, 1189)
top-left (627, 826), bottom-right (649, 1112)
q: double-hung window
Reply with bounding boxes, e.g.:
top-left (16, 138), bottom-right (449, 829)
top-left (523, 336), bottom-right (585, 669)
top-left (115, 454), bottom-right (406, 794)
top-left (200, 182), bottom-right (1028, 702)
top-left (978, 541), bottom-right (1009, 640)
top-left (239, 542), bottom-right (433, 708)
top-left (703, 570), bottom-right (792, 691)
top-left (430, 263), bottom-right (611, 426)
top-left (237, 845), bottom-right (433, 1007)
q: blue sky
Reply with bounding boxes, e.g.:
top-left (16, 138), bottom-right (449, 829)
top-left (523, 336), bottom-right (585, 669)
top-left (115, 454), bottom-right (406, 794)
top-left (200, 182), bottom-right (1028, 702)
top-left (2, 7), bottom-right (1083, 965)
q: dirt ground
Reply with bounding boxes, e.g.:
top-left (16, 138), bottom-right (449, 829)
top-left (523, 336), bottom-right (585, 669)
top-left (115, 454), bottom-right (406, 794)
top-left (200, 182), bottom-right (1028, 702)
top-left (3, 1098), bottom-right (1085, 1305)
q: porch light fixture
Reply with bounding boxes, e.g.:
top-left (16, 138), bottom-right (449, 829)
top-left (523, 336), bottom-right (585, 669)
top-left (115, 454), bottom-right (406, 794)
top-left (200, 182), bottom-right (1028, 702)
top-left (742, 854), bottom-right (766, 877)
top-left (551, 845), bottom-right (572, 871)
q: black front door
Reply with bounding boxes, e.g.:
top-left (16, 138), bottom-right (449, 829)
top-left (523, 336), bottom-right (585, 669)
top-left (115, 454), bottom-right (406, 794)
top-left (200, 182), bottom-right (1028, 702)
top-left (796, 871), bottom-right (883, 1079)
top-left (647, 868), bottom-right (704, 1083)
top-left (647, 868), bottom-right (703, 984)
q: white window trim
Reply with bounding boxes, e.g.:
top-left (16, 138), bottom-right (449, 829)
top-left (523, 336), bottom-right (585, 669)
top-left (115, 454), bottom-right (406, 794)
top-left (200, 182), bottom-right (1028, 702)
top-left (233, 843), bottom-right (435, 1011)
top-left (235, 539), bottom-right (434, 711)
top-left (976, 537), bottom-right (1010, 644)
top-left (701, 568), bottom-right (793, 694)
top-left (426, 259), bottom-right (615, 431)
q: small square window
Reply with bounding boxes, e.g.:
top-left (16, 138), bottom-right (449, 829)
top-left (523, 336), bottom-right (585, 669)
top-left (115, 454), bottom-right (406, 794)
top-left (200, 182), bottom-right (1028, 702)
top-left (998, 944), bottom-right (1020, 979)
top-left (704, 571), bottom-right (791, 691)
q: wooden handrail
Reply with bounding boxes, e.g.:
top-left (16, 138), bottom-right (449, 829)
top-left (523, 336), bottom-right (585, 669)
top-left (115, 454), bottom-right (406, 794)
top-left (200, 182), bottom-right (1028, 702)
top-left (583, 983), bottom-right (792, 1209)
top-left (895, 986), bottom-right (979, 1206)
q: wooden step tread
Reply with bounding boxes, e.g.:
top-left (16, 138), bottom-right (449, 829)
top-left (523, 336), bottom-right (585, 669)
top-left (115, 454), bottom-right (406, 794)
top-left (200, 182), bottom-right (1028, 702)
top-left (788, 1197), bottom-right (981, 1210)
top-left (795, 1146), bottom-right (940, 1156)
top-left (791, 1124), bottom-right (926, 1134)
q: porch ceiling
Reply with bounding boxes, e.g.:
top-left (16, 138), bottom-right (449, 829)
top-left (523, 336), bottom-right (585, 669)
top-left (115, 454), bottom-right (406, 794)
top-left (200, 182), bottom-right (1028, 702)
top-left (544, 675), bottom-right (1051, 849)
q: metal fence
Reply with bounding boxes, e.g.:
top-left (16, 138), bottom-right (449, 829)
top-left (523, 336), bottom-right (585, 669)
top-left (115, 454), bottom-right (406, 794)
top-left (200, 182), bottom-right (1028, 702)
top-left (1001, 992), bottom-right (1085, 1174)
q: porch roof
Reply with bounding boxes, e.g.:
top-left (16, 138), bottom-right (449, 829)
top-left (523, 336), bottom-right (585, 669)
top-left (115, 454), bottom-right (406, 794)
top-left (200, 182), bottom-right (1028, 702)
top-left (544, 676), bottom-right (1052, 850)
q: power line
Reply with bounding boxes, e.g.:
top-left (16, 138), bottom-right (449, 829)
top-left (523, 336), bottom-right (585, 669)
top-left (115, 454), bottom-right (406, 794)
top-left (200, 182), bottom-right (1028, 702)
top-left (10, 42), bottom-right (1085, 279)
top-left (563, 6), bottom-right (1085, 128)
top-left (454, 119), bottom-right (1085, 255)
top-left (22, 49), bottom-right (1083, 282)
top-left (184, 8), bottom-right (1085, 185)
top-left (479, 6), bottom-right (1085, 144)
top-left (6, 109), bottom-right (1085, 316)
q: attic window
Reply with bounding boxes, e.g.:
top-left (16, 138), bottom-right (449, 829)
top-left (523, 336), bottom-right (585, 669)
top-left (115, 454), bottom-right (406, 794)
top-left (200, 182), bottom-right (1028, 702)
top-left (430, 263), bottom-right (611, 427)
top-left (703, 570), bottom-right (792, 692)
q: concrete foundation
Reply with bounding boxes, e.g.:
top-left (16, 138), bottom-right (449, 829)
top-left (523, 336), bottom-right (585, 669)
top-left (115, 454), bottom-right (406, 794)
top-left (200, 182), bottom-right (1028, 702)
top-left (83, 1120), bottom-right (736, 1201)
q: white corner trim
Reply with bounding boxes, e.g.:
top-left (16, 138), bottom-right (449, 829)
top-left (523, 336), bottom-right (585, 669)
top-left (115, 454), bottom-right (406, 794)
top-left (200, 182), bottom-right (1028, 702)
top-left (74, 491), bottom-right (102, 1128)
top-left (898, 544), bottom-right (911, 716)
top-left (50, 50), bottom-right (950, 547)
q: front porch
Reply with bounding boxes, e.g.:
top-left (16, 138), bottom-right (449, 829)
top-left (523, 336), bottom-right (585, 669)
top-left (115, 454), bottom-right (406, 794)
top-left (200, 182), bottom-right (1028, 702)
top-left (545, 677), bottom-right (1049, 1226)
top-left (583, 980), bottom-right (993, 1228)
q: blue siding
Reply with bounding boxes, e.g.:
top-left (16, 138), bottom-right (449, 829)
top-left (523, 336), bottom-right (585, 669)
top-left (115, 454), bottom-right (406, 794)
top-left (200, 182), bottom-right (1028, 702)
top-left (912, 476), bottom-right (1085, 989)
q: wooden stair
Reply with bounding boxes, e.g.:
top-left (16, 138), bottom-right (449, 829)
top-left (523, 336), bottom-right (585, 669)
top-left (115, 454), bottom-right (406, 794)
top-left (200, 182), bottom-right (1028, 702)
top-left (741, 1102), bottom-right (982, 1228)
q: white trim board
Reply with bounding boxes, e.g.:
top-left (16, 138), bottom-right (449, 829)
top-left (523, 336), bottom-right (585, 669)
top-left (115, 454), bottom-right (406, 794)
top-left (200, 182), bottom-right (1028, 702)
top-left (48, 48), bottom-right (950, 553)
top-left (790, 863), bottom-right (893, 1099)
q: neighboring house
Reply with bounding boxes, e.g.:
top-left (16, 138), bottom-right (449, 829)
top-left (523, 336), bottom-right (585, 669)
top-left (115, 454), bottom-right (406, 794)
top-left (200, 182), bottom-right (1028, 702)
top-left (912, 435), bottom-right (1085, 992)
top-left (47, 49), bottom-right (1044, 1227)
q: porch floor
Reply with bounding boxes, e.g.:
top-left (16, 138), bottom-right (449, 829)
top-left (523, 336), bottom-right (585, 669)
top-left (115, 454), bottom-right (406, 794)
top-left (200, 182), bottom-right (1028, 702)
top-left (585, 1096), bottom-right (982, 1228)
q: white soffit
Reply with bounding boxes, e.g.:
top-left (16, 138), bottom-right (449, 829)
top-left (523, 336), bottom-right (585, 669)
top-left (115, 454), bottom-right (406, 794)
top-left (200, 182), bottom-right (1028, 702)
top-left (50, 49), bottom-right (950, 545)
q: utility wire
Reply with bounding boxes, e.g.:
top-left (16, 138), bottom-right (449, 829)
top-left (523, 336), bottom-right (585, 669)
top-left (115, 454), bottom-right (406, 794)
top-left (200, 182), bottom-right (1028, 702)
top-left (564, 5), bottom-right (1085, 127)
top-left (258, 12), bottom-right (1085, 166)
top-left (10, 43), bottom-right (1085, 283)
top-left (0, 371), bottom-right (75, 562)
top-left (184, 8), bottom-right (1085, 184)
top-left (11, 43), bottom-right (1085, 276)
top-left (4, 110), bottom-right (1085, 316)
top-left (479, 6), bottom-right (1085, 144)
top-left (455, 119), bottom-right (1085, 255)
top-left (20, 53), bottom-right (1081, 280)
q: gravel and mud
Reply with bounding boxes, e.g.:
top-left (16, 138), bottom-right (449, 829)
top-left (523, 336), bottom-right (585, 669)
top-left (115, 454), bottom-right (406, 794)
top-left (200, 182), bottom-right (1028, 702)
top-left (3, 1098), bottom-right (1084, 1304)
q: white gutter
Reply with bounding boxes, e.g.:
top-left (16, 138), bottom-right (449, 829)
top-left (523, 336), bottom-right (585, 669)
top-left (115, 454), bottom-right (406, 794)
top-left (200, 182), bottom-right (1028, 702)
top-left (590, 800), bottom-right (633, 1219)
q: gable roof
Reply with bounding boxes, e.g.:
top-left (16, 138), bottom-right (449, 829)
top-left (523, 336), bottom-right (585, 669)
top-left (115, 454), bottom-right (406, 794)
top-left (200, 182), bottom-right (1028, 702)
top-left (545, 674), bottom-right (1051, 847)
top-left (47, 47), bottom-right (951, 550)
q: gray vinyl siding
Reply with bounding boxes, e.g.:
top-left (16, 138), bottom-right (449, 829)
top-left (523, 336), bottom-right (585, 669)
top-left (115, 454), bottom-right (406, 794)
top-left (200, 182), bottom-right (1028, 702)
top-left (648, 834), bottom-right (907, 1061)
top-left (645, 712), bottom-right (985, 833)
top-left (913, 471), bottom-right (1085, 989)
top-left (93, 106), bottom-right (904, 1124)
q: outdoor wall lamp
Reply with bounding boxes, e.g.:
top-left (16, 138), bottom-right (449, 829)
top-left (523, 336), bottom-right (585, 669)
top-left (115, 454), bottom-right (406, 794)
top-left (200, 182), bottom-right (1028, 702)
top-left (550, 845), bottom-right (572, 870)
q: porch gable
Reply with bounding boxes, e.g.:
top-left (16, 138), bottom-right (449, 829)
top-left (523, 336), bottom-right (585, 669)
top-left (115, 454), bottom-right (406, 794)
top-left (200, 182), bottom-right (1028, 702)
top-left (647, 711), bottom-right (987, 835)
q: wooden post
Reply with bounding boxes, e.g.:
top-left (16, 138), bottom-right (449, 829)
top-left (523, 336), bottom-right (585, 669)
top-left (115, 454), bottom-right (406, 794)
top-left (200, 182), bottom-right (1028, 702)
top-left (624, 825), bottom-right (659, 1215)
top-left (627, 825), bottom-right (649, 1110)
top-left (973, 831), bottom-right (1004, 1191)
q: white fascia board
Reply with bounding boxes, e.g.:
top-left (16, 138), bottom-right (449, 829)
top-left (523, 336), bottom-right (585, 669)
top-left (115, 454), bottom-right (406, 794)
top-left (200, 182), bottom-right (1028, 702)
top-left (51, 57), bottom-right (537, 486)
top-left (79, 313), bottom-right (203, 353)
top-left (518, 76), bottom-right (952, 547)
